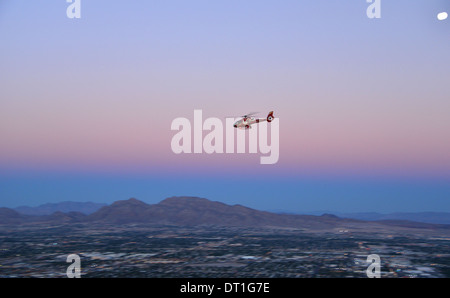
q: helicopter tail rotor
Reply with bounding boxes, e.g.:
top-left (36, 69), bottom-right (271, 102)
top-left (267, 111), bottom-right (274, 122)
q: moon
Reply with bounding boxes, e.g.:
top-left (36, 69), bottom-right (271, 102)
top-left (437, 12), bottom-right (448, 21)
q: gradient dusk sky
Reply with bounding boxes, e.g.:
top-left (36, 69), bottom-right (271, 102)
top-left (1, 1), bottom-right (449, 212)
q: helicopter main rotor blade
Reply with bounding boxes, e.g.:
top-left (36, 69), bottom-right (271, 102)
top-left (223, 112), bottom-right (260, 118)
top-left (241, 112), bottom-right (260, 117)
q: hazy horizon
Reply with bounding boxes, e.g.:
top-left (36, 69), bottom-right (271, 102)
top-left (6, 195), bottom-right (450, 217)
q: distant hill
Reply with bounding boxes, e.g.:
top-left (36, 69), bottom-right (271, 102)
top-left (275, 210), bottom-right (450, 225)
top-left (0, 208), bottom-right (25, 224)
top-left (14, 201), bottom-right (107, 216)
top-left (338, 212), bottom-right (450, 225)
top-left (1, 197), bottom-right (449, 233)
top-left (297, 211), bottom-right (450, 225)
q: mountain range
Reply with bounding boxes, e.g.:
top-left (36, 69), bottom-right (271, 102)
top-left (1, 197), bottom-right (449, 233)
top-left (10, 199), bottom-right (450, 225)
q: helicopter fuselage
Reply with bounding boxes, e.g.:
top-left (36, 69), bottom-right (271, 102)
top-left (233, 111), bottom-right (274, 129)
top-left (233, 117), bottom-right (266, 129)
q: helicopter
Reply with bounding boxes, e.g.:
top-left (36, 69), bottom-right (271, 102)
top-left (233, 111), bottom-right (275, 130)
